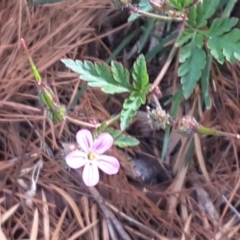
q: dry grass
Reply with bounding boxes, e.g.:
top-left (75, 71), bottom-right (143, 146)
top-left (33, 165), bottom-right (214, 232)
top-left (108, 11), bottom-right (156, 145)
top-left (1, 0), bottom-right (240, 239)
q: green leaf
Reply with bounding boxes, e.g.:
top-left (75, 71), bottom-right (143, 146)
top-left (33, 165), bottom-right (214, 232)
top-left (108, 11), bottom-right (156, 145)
top-left (27, 0), bottom-right (61, 5)
top-left (187, 5), bottom-right (197, 26)
top-left (208, 17), bottom-right (237, 36)
top-left (194, 32), bottom-right (204, 48)
top-left (104, 128), bottom-right (140, 147)
top-left (206, 18), bottom-right (240, 63)
top-left (168, 0), bottom-right (183, 10)
top-left (187, 0), bottom-right (219, 28)
top-left (111, 61), bottom-right (130, 88)
top-left (176, 29), bottom-right (194, 47)
top-left (131, 90), bottom-right (149, 104)
top-left (184, 140), bottom-right (195, 166)
top-left (169, 0), bottom-right (193, 10)
top-left (128, 0), bottom-right (152, 22)
top-left (145, 30), bottom-right (179, 61)
top-left (61, 59), bottom-right (131, 94)
top-left (105, 28), bottom-right (142, 64)
top-left (120, 93), bottom-right (142, 130)
top-left (200, 53), bottom-right (212, 109)
top-left (132, 54), bottom-right (149, 90)
top-left (178, 34), bottom-right (206, 98)
top-left (161, 88), bottom-right (183, 160)
top-left (138, 18), bottom-right (156, 53)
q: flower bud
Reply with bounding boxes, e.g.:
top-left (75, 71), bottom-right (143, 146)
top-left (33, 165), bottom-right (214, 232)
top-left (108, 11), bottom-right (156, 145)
top-left (176, 116), bottom-right (199, 137)
top-left (147, 107), bottom-right (171, 130)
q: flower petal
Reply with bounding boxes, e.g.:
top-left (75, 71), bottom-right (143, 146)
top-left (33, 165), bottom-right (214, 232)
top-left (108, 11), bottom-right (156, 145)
top-left (92, 133), bottom-right (113, 154)
top-left (66, 150), bottom-right (88, 169)
top-left (82, 162), bottom-right (99, 187)
top-left (96, 155), bottom-right (120, 175)
top-left (76, 129), bottom-right (93, 153)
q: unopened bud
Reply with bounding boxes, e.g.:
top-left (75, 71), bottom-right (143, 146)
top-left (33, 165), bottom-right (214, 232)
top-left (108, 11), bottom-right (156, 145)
top-left (147, 107), bottom-right (171, 130)
top-left (176, 116), bottom-right (199, 137)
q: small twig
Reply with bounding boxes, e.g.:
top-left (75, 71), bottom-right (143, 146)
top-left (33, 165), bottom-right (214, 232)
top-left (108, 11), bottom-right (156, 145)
top-left (88, 187), bottom-right (131, 240)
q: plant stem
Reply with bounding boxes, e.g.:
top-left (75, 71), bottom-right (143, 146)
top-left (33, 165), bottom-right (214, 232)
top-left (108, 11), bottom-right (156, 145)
top-left (150, 19), bottom-right (186, 91)
top-left (21, 38), bottom-right (42, 83)
top-left (104, 114), bottom-right (121, 127)
top-left (197, 126), bottom-right (240, 139)
top-left (127, 4), bottom-right (183, 22)
top-left (222, 0), bottom-right (237, 18)
top-left (66, 116), bottom-right (100, 128)
top-left (151, 44), bottom-right (178, 91)
top-left (137, 9), bottom-right (183, 21)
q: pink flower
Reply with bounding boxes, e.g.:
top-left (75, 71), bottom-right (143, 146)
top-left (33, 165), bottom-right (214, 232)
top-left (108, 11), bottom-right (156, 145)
top-left (65, 129), bottom-right (120, 187)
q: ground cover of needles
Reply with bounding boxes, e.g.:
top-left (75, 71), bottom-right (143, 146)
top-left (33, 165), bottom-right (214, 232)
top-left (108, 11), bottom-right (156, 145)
top-left (1, 1), bottom-right (240, 239)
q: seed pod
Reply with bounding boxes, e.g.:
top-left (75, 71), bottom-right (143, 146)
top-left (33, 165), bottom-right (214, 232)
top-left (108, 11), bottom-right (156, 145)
top-left (47, 105), bottom-right (66, 123)
top-left (38, 86), bottom-right (56, 110)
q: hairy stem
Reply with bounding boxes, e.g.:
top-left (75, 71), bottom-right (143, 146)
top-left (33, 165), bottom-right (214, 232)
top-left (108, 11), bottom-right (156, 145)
top-left (127, 4), bottom-right (183, 21)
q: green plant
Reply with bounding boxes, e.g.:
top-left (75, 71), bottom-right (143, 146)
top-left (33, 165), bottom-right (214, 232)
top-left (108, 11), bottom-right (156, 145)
top-left (61, 54), bottom-right (151, 131)
top-left (23, 0), bottom-right (240, 162)
top-left (176, 0), bottom-right (240, 98)
top-left (61, 50), bottom-right (239, 140)
top-left (123, 0), bottom-right (240, 99)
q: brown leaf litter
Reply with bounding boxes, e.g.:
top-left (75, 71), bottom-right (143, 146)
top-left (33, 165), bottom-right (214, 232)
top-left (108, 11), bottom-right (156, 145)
top-left (1, 0), bottom-right (240, 239)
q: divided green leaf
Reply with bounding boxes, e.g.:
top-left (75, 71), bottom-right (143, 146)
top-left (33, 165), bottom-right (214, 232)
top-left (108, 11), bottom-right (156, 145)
top-left (118, 54), bottom-right (150, 130)
top-left (111, 61), bottom-right (130, 88)
top-left (61, 59), bottom-right (131, 94)
top-left (169, 0), bottom-right (193, 11)
top-left (187, 0), bottom-right (219, 28)
top-left (176, 29), bottom-right (194, 47)
top-left (105, 127), bottom-right (140, 147)
top-left (178, 33), bottom-right (206, 98)
top-left (120, 93), bottom-right (143, 130)
top-left (132, 54), bottom-right (149, 91)
top-left (206, 18), bottom-right (240, 63)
